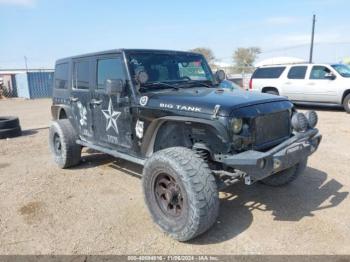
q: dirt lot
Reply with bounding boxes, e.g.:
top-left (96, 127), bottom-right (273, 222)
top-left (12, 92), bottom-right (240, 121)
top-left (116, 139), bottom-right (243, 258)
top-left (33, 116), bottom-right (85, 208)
top-left (0, 98), bottom-right (349, 255)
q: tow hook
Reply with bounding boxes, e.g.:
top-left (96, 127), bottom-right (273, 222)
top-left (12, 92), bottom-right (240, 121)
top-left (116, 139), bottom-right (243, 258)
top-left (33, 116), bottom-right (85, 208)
top-left (244, 175), bottom-right (253, 185)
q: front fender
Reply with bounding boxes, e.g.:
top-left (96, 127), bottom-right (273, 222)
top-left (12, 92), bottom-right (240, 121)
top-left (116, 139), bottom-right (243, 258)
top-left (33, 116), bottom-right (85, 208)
top-left (141, 116), bottom-right (230, 157)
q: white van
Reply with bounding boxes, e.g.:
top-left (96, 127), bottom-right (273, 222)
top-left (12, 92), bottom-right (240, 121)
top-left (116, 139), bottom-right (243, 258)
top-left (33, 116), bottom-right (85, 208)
top-left (250, 63), bottom-right (350, 113)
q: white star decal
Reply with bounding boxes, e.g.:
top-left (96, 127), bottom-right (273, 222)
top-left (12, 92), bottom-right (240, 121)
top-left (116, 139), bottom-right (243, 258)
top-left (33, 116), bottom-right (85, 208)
top-left (102, 98), bottom-right (121, 134)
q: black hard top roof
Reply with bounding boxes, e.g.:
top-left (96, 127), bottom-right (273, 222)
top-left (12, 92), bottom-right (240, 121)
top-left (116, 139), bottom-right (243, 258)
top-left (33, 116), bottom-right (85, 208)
top-left (56, 49), bottom-right (202, 64)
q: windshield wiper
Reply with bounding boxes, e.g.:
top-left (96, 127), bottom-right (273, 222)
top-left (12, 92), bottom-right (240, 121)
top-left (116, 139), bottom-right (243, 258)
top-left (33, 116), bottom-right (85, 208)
top-left (178, 80), bottom-right (212, 88)
top-left (140, 81), bottom-right (179, 92)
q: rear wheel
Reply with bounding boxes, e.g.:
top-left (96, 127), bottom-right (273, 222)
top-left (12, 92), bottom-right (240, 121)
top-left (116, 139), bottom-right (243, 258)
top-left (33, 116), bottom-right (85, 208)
top-left (142, 147), bottom-right (219, 241)
top-left (343, 93), bottom-right (350, 113)
top-left (49, 119), bottom-right (81, 168)
top-left (260, 159), bottom-right (307, 187)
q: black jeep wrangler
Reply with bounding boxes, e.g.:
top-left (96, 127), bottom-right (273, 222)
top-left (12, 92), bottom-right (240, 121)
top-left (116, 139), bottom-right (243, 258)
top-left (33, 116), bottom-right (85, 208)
top-left (50, 49), bottom-right (322, 241)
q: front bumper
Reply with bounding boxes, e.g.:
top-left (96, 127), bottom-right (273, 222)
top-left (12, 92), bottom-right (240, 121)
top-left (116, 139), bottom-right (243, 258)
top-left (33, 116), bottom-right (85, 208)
top-left (220, 128), bottom-right (322, 182)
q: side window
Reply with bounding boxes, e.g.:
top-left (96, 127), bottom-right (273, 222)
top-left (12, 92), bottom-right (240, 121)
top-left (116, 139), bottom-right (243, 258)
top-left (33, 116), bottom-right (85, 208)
top-left (253, 67), bottom-right (286, 79)
top-left (73, 60), bottom-right (90, 89)
top-left (97, 57), bottom-right (125, 89)
top-left (310, 66), bottom-right (331, 80)
top-left (287, 66), bottom-right (307, 79)
top-left (55, 63), bottom-right (68, 89)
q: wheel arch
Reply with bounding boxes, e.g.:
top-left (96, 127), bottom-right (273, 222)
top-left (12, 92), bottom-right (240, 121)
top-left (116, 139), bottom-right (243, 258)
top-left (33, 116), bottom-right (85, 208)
top-left (262, 86), bottom-right (279, 94)
top-left (140, 116), bottom-right (230, 158)
top-left (51, 105), bottom-right (73, 120)
top-left (342, 89), bottom-right (350, 104)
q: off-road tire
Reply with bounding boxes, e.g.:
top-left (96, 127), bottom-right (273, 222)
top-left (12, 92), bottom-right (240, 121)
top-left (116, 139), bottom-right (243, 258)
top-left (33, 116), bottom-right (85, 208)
top-left (0, 116), bottom-right (20, 129)
top-left (142, 147), bottom-right (219, 241)
top-left (343, 93), bottom-right (350, 113)
top-left (260, 159), bottom-right (307, 187)
top-left (0, 126), bottom-right (22, 139)
top-left (49, 119), bottom-right (81, 168)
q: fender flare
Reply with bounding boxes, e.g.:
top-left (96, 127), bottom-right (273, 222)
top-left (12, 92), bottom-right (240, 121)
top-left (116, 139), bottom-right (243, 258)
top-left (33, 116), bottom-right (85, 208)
top-left (141, 116), bottom-right (230, 157)
top-left (51, 104), bottom-right (74, 120)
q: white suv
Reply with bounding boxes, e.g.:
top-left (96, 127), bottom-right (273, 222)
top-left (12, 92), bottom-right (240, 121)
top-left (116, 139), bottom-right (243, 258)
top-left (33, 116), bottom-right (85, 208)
top-left (250, 63), bottom-right (350, 113)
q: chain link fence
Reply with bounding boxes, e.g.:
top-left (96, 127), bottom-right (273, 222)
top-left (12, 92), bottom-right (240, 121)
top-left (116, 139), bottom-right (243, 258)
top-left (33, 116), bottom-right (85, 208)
top-left (0, 74), bottom-right (18, 98)
top-left (0, 70), bottom-right (54, 99)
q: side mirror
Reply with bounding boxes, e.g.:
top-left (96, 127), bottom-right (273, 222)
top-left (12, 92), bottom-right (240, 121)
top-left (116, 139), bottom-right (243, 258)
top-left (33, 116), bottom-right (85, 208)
top-left (105, 79), bottom-right (124, 95)
top-left (325, 72), bottom-right (336, 80)
top-left (215, 70), bottom-right (226, 82)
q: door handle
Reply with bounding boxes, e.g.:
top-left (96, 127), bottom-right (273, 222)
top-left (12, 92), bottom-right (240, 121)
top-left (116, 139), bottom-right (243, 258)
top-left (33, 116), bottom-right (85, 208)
top-left (285, 82), bottom-right (292, 85)
top-left (90, 99), bottom-right (102, 106)
top-left (307, 82), bottom-right (315, 86)
top-left (69, 96), bottom-right (78, 102)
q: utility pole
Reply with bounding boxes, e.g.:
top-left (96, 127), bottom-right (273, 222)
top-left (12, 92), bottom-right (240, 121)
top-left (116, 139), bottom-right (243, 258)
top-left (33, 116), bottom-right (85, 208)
top-left (24, 56), bottom-right (28, 72)
top-left (309, 14), bottom-right (316, 63)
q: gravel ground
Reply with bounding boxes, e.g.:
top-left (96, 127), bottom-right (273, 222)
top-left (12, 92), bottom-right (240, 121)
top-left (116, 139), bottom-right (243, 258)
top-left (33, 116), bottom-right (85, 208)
top-left (0, 98), bottom-right (349, 255)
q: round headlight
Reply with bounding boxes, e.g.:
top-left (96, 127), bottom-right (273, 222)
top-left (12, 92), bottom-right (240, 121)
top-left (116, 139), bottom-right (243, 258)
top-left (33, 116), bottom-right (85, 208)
top-left (291, 112), bottom-right (308, 132)
top-left (231, 118), bottom-right (243, 134)
top-left (305, 110), bottom-right (318, 128)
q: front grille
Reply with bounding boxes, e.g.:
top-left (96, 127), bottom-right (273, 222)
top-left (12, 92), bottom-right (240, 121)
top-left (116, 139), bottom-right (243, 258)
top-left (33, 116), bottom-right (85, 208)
top-left (254, 110), bottom-right (291, 146)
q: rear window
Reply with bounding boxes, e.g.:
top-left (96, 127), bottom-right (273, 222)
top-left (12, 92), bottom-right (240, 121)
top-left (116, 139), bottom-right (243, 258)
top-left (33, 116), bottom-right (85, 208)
top-left (55, 63), bottom-right (68, 89)
top-left (287, 66), bottom-right (307, 79)
top-left (253, 67), bottom-right (286, 79)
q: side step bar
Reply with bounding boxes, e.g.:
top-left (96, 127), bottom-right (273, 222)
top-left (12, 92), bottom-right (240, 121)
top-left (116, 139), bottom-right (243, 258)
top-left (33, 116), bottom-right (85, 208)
top-left (76, 139), bottom-right (146, 166)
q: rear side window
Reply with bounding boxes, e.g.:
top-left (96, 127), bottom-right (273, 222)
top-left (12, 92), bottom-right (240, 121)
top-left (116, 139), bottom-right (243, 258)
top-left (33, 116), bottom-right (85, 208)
top-left (97, 58), bottom-right (125, 89)
top-left (73, 61), bottom-right (90, 89)
top-left (287, 66), bottom-right (307, 79)
top-left (55, 63), bottom-right (68, 89)
top-left (253, 67), bottom-right (286, 79)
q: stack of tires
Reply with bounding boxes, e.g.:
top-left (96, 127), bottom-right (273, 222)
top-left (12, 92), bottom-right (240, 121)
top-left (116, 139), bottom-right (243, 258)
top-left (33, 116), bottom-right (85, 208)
top-left (0, 117), bottom-right (22, 139)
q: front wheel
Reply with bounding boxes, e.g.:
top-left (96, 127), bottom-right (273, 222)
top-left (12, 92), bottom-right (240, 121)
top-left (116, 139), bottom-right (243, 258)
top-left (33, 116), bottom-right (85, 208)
top-left (142, 147), bottom-right (219, 241)
top-left (343, 93), bottom-right (350, 113)
top-left (260, 159), bottom-right (307, 187)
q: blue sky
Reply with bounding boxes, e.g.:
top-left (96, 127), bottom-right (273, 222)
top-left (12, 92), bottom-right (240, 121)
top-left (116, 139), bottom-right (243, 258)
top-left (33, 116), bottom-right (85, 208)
top-left (1, 0), bottom-right (349, 68)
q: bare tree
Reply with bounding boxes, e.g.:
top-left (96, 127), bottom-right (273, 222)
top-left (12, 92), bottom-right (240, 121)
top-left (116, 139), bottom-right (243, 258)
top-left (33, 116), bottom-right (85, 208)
top-left (189, 47), bottom-right (216, 65)
top-left (232, 47), bottom-right (261, 73)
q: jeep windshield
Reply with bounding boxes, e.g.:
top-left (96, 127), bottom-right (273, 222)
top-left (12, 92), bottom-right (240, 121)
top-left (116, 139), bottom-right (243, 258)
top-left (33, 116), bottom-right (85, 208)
top-left (126, 52), bottom-right (214, 92)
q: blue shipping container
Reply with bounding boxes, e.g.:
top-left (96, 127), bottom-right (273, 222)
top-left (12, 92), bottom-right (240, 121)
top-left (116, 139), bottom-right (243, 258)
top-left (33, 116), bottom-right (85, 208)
top-left (15, 71), bottom-right (54, 99)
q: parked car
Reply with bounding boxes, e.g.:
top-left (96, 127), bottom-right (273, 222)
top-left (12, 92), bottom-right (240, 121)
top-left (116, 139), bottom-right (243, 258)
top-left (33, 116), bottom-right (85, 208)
top-left (49, 49), bottom-right (321, 241)
top-left (249, 63), bottom-right (350, 113)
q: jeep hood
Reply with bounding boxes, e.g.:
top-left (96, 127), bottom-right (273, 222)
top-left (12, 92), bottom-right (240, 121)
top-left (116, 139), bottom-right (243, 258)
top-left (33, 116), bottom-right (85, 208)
top-left (144, 88), bottom-right (290, 116)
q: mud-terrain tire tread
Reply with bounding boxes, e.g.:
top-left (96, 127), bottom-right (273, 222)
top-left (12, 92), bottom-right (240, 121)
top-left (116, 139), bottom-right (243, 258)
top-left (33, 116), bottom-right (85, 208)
top-left (260, 159), bottom-right (307, 187)
top-left (0, 126), bottom-right (22, 139)
top-left (0, 116), bottom-right (20, 129)
top-left (49, 119), bottom-right (81, 168)
top-left (142, 147), bottom-right (219, 241)
top-left (343, 93), bottom-right (350, 113)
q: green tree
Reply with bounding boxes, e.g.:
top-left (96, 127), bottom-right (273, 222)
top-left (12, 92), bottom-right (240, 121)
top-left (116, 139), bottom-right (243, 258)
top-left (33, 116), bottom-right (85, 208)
top-left (189, 47), bottom-right (216, 65)
top-left (232, 47), bottom-right (261, 73)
